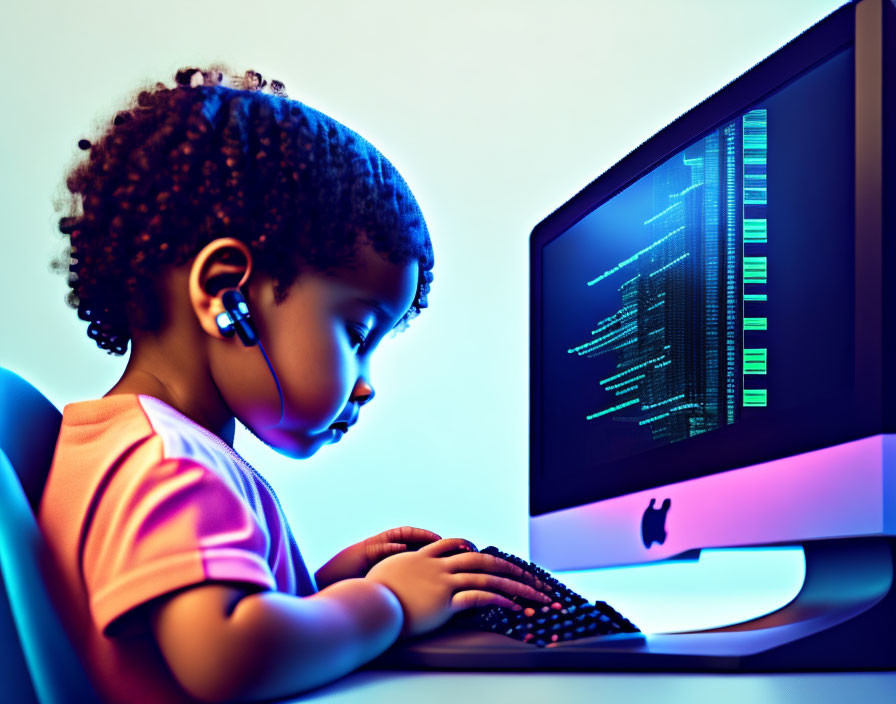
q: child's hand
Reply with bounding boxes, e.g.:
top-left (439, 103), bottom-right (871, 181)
top-left (364, 537), bottom-right (553, 638)
top-left (314, 526), bottom-right (442, 590)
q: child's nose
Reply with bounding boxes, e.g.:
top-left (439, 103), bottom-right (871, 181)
top-left (351, 379), bottom-right (375, 406)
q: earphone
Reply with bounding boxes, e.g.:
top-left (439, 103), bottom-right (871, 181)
top-left (216, 289), bottom-right (257, 346)
top-left (216, 288), bottom-right (285, 427)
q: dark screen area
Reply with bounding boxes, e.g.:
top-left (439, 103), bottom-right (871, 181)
top-left (537, 47), bottom-right (855, 514)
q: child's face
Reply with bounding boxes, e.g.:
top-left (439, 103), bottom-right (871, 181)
top-left (209, 239), bottom-right (420, 459)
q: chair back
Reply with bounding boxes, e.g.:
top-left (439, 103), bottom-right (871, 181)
top-left (0, 367), bottom-right (62, 512)
top-left (0, 367), bottom-right (101, 703)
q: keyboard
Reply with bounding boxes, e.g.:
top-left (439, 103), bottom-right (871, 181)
top-left (447, 546), bottom-right (640, 647)
top-left (370, 545), bottom-right (645, 670)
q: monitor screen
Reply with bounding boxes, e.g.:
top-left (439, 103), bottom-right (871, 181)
top-left (536, 46), bottom-right (856, 516)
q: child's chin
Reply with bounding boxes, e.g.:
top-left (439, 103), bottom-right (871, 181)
top-left (272, 445), bottom-right (315, 460)
top-left (255, 427), bottom-right (329, 460)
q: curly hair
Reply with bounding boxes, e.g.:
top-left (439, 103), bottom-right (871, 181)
top-left (51, 64), bottom-right (434, 355)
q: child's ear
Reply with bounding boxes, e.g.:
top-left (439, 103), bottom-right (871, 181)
top-left (188, 237), bottom-right (253, 339)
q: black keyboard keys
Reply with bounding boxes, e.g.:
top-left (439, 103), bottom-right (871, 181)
top-left (450, 546), bottom-right (640, 647)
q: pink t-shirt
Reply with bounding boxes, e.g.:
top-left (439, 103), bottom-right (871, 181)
top-left (37, 394), bottom-right (316, 703)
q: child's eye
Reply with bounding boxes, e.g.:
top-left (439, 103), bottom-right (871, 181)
top-left (347, 324), bottom-right (370, 353)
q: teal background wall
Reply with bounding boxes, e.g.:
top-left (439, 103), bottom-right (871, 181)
top-left (1, 0), bottom-right (844, 633)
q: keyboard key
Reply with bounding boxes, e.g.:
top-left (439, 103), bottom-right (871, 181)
top-left (449, 546), bottom-right (640, 648)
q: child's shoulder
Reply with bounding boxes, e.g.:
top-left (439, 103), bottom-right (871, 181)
top-left (51, 394), bottom-right (163, 487)
top-left (50, 393), bottom-right (258, 502)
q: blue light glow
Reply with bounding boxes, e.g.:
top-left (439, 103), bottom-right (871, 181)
top-left (554, 547), bottom-right (805, 634)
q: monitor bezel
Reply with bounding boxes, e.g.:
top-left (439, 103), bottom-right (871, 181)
top-left (529, 0), bottom-right (888, 518)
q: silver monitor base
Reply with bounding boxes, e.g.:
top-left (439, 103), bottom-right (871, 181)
top-left (370, 538), bottom-right (896, 671)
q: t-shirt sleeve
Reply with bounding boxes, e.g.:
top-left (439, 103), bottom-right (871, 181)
top-left (82, 456), bottom-right (277, 636)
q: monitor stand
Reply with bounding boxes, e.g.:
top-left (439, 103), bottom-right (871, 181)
top-left (369, 537), bottom-right (896, 671)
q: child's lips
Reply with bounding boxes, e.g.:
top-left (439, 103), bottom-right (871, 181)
top-left (330, 406), bottom-right (360, 433)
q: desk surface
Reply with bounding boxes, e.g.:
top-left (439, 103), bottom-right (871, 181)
top-left (289, 670), bottom-right (896, 703)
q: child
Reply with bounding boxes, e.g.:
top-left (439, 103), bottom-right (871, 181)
top-left (40, 65), bottom-right (552, 703)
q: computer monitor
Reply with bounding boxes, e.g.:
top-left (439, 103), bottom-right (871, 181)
top-left (529, 0), bottom-right (896, 572)
top-left (375, 0), bottom-right (896, 671)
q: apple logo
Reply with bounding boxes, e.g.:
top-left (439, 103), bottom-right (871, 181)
top-left (641, 498), bottom-right (671, 548)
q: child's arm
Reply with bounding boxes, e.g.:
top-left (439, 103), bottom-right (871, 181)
top-left (149, 538), bottom-right (550, 703)
top-left (150, 578), bottom-right (403, 703)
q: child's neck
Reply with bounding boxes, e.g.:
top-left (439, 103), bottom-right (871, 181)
top-left (105, 361), bottom-right (236, 447)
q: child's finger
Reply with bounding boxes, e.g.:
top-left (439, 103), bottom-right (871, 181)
top-left (418, 537), bottom-right (476, 557)
top-left (444, 552), bottom-right (550, 594)
top-left (382, 526), bottom-right (441, 546)
top-left (452, 573), bottom-right (551, 604)
top-left (450, 590), bottom-right (519, 613)
top-left (367, 542), bottom-right (407, 563)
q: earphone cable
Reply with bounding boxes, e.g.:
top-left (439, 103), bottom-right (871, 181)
top-left (256, 338), bottom-right (285, 427)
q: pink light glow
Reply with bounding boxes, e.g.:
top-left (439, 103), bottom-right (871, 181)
top-left (531, 435), bottom-right (895, 570)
